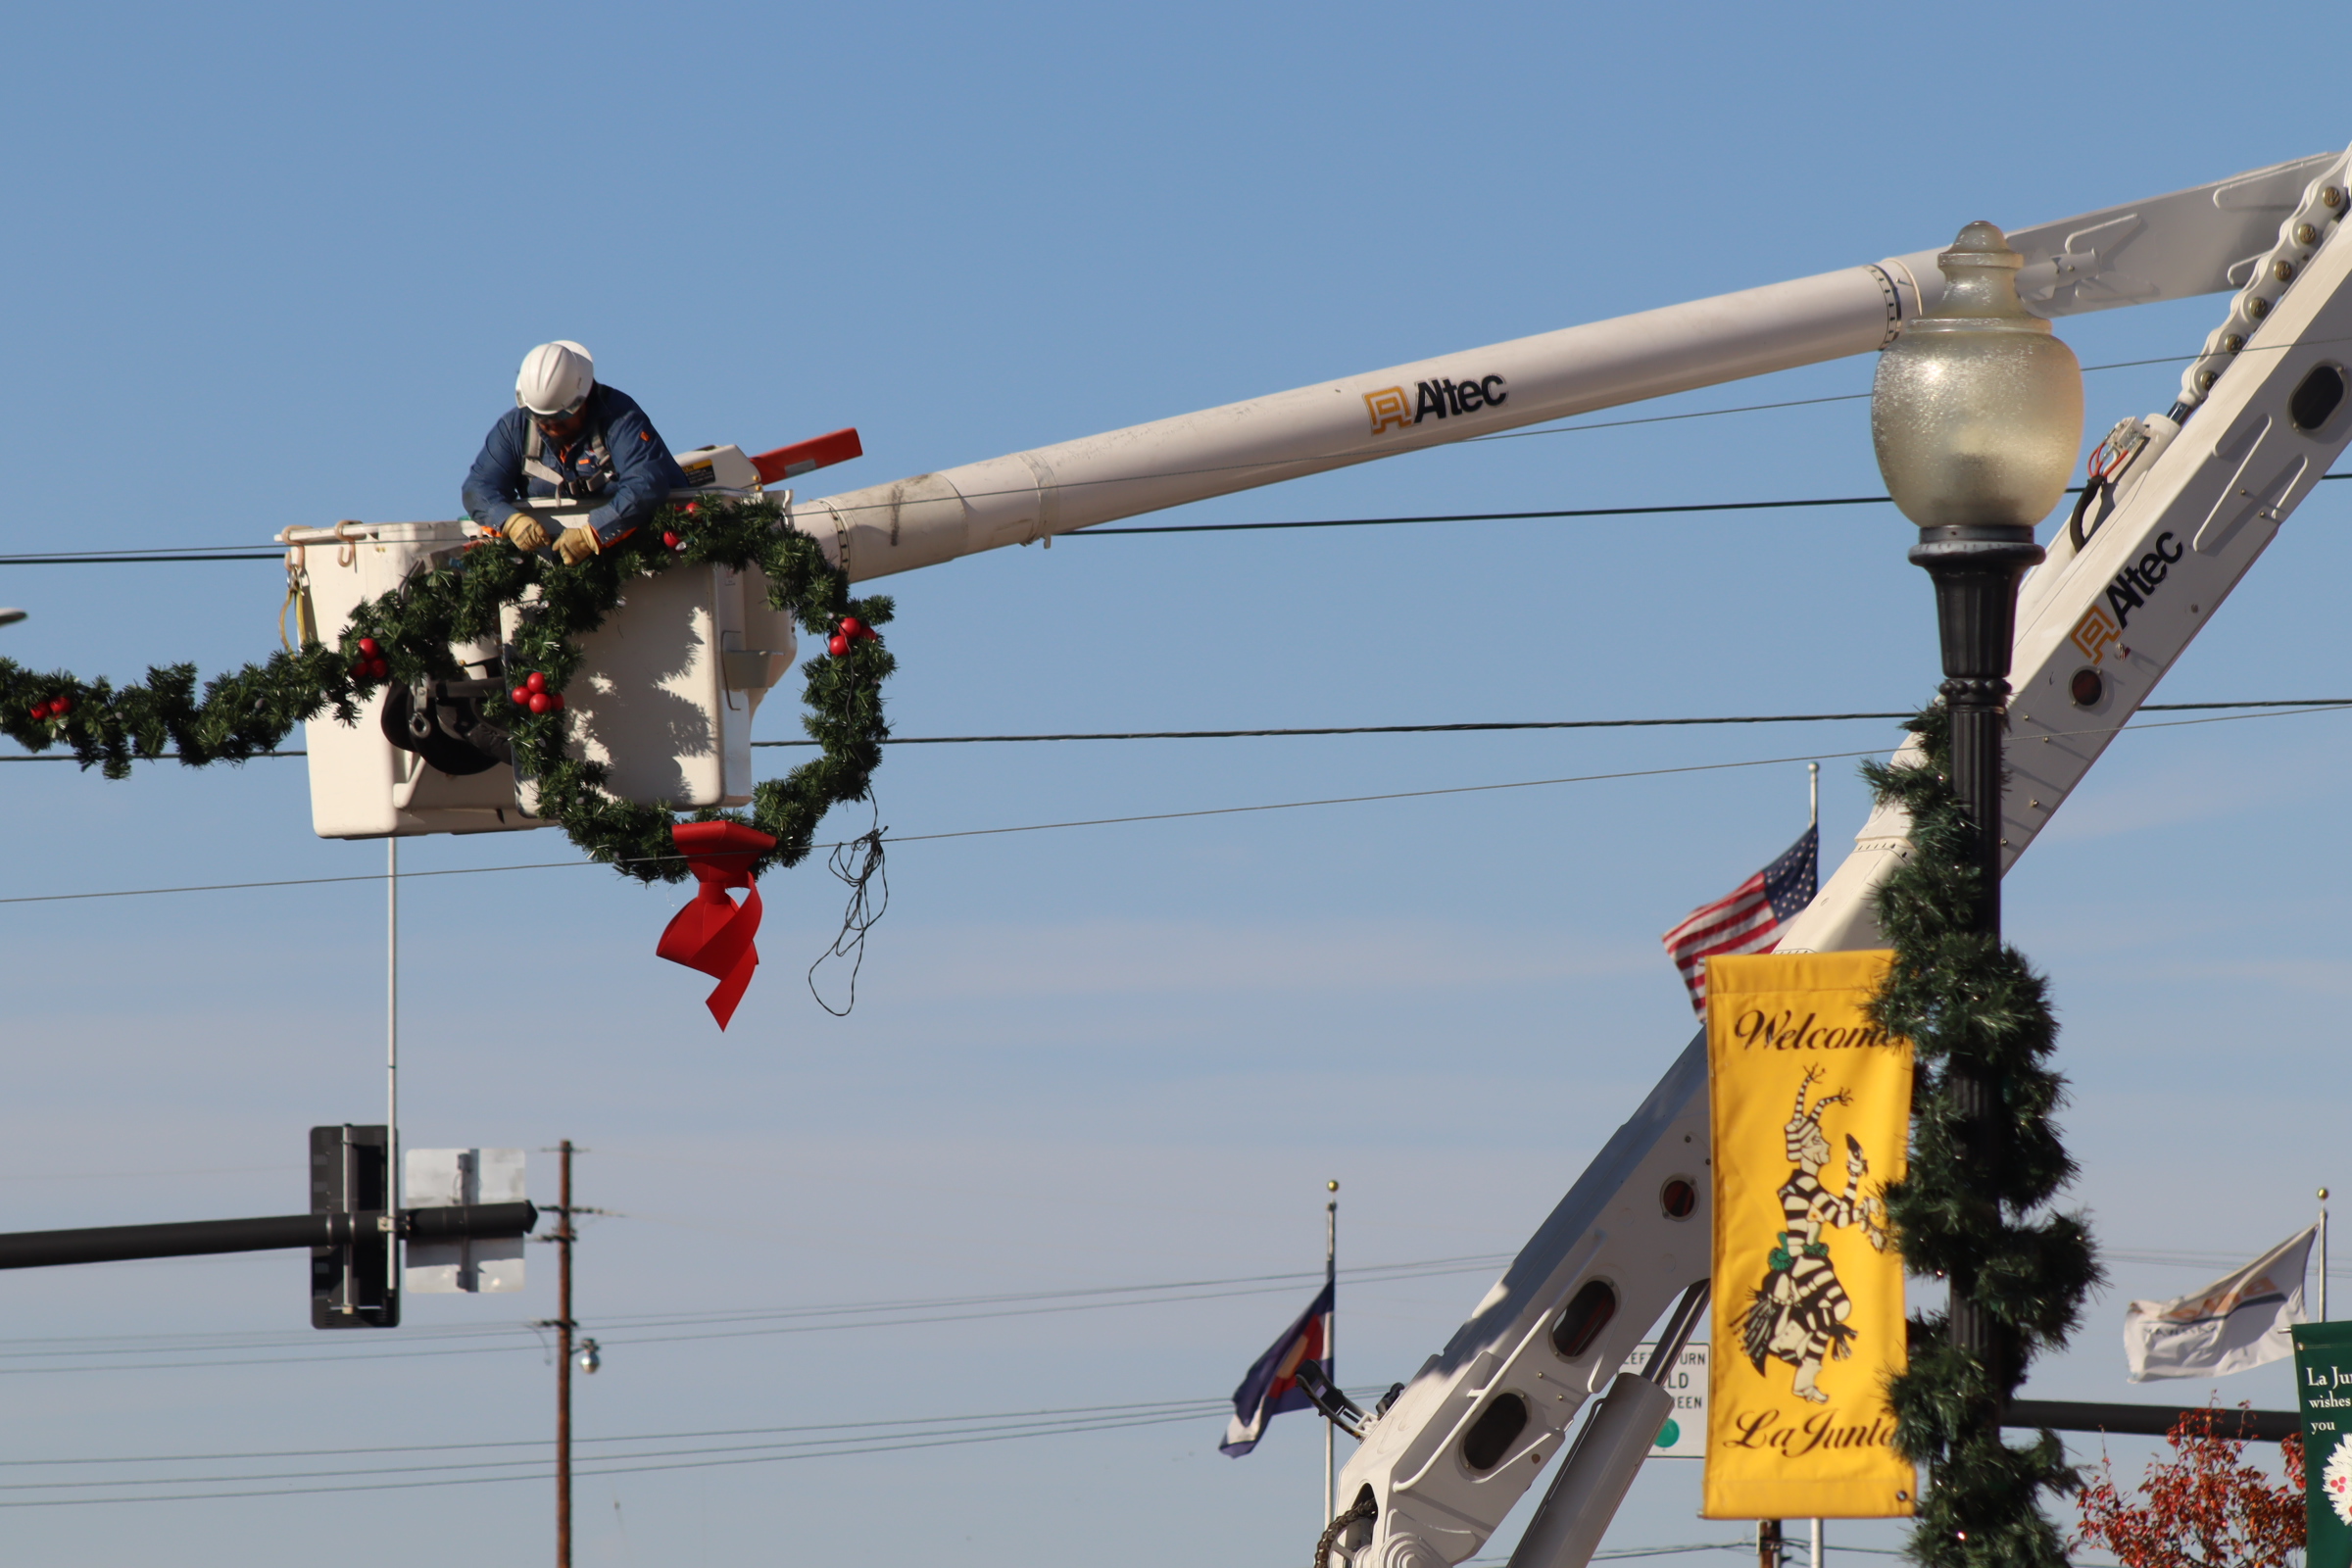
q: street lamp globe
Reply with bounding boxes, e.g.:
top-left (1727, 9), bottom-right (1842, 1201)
top-left (1872, 220), bottom-right (2083, 529)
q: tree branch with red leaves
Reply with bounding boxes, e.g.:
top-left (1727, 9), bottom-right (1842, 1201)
top-left (2073, 1404), bottom-right (2305, 1568)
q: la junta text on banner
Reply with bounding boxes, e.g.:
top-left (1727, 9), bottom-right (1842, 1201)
top-left (1703, 951), bottom-right (1915, 1520)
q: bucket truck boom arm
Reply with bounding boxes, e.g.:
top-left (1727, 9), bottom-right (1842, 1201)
top-left (1320, 146), bottom-right (2352, 1568)
top-left (784, 153), bottom-right (2339, 581)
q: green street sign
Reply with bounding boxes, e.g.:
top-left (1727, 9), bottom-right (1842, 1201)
top-left (2292, 1321), bottom-right (2352, 1568)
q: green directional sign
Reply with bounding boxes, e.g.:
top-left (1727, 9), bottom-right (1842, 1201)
top-left (2293, 1321), bottom-right (2352, 1568)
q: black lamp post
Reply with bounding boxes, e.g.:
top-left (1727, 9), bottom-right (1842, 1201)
top-left (1870, 221), bottom-right (2082, 1415)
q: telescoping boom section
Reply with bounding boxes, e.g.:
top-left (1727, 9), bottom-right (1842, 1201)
top-left (783, 153), bottom-right (2337, 581)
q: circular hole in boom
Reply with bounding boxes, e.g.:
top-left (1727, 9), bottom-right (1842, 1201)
top-left (2070, 668), bottom-right (2104, 708)
top-left (1660, 1178), bottom-right (1697, 1220)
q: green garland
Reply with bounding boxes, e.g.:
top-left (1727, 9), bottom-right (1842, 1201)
top-left (0, 498), bottom-right (893, 885)
top-left (1863, 708), bottom-right (2103, 1568)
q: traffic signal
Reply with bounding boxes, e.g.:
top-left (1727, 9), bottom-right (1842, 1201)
top-left (310, 1124), bottom-right (398, 1329)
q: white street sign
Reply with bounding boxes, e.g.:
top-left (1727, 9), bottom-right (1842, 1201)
top-left (404, 1148), bottom-right (526, 1294)
top-left (1619, 1341), bottom-right (1708, 1458)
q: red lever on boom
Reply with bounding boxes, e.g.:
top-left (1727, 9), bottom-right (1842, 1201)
top-left (750, 427), bottom-right (863, 486)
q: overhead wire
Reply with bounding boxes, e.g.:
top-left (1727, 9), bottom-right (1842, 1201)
top-left (2, 701), bottom-right (2348, 907)
top-left (0, 1400), bottom-right (1240, 1491)
top-left (0, 1401), bottom-right (1241, 1507)
top-left (0, 1396), bottom-right (1240, 1468)
top-left (2, 701), bottom-right (2345, 766)
top-left (0, 1252), bottom-right (1520, 1373)
top-left (0, 348), bottom-right (2250, 565)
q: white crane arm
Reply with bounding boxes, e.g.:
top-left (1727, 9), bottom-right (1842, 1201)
top-left (789, 152), bottom-right (2339, 582)
top-left (1325, 144), bottom-right (2352, 1568)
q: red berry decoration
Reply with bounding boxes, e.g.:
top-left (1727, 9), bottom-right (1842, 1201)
top-left (48, 696), bottom-right (71, 716)
top-left (525, 671), bottom-right (547, 694)
top-left (357, 637), bottom-right (380, 658)
top-left (546, 692), bottom-right (565, 712)
top-left (662, 531), bottom-right (682, 551)
top-left (682, 502), bottom-right (700, 514)
top-left (528, 692), bottom-right (553, 715)
top-left (28, 702), bottom-right (49, 720)
top-left (828, 632), bottom-right (851, 657)
top-left (511, 685), bottom-right (531, 707)
top-left (839, 615), bottom-right (865, 639)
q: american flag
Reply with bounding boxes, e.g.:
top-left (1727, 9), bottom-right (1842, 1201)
top-left (1660, 825), bottom-right (1819, 1014)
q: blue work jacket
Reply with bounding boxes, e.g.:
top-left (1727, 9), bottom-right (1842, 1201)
top-left (462, 383), bottom-right (688, 547)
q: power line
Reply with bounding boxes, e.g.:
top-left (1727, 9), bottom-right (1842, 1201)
top-left (1069, 493), bottom-right (1893, 536)
top-left (0, 1396), bottom-right (1241, 1469)
top-left (0, 351), bottom-right (2230, 566)
top-left (0, 745), bottom-right (1902, 909)
top-left (0, 1402), bottom-right (1243, 1492)
top-left (1069, 470), bottom-right (2348, 536)
top-left (6, 698), bottom-right (2345, 766)
top-left (4, 701), bottom-right (2347, 907)
top-left (0, 1404), bottom-right (1232, 1507)
top-left (744, 699), bottom-right (2352, 747)
top-left (873, 701), bottom-right (2352, 847)
top-left (0, 1253), bottom-right (1519, 1373)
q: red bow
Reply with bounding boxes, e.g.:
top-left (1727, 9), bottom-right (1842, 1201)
top-left (655, 821), bottom-right (775, 1029)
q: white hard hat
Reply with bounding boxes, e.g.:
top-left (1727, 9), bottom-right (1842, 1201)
top-left (514, 340), bottom-right (595, 418)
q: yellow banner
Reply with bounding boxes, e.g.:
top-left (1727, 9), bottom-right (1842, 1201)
top-left (1702, 951), bottom-right (1916, 1520)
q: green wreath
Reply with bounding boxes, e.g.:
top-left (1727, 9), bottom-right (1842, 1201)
top-left (0, 497), bottom-right (893, 885)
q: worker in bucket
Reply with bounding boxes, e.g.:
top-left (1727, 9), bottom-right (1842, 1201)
top-left (463, 341), bottom-right (688, 564)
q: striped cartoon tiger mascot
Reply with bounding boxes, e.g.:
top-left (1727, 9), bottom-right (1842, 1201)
top-left (1740, 1065), bottom-right (1890, 1402)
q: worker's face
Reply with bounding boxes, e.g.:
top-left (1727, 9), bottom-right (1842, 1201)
top-left (536, 409), bottom-right (589, 443)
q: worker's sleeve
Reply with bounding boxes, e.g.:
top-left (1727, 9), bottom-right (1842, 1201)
top-left (462, 413), bottom-right (532, 531)
top-left (585, 398), bottom-right (689, 545)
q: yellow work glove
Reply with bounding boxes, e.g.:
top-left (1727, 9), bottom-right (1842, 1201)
top-left (504, 514), bottom-right (552, 552)
top-left (555, 525), bottom-right (602, 565)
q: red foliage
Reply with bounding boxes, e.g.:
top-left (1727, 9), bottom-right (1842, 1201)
top-left (2073, 1404), bottom-right (2305, 1568)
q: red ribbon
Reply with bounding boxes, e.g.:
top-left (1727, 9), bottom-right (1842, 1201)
top-left (656, 821), bottom-right (776, 1029)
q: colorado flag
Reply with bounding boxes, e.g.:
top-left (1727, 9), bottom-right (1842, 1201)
top-left (1221, 1282), bottom-right (1334, 1456)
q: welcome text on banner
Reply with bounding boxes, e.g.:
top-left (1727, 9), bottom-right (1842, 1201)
top-left (1703, 950), bottom-right (1916, 1520)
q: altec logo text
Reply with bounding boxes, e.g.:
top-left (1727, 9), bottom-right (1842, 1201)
top-left (2067, 529), bottom-right (2183, 665)
top-left (1364, 374), bottom-right (1508, 435)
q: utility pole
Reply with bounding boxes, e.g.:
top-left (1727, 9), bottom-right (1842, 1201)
top-left (558, 1140), bottom-right (574, 1568)
top-left (533, 1140), bottom-right (606, 1567)
top-left (549, 1140), bottom-right (576, 1568)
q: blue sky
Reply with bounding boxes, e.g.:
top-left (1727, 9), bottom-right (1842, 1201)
top-left (0, 3), bottom-right (2344, 1563)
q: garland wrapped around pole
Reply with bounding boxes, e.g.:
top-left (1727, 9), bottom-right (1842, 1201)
top-left (1864, 707), bottom-right (2103, 1568)
top-left (0, 497), bottom-right (893, 888)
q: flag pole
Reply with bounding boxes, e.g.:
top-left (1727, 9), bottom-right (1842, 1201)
top-left (2322, 1187), bottom-right (2331, 1321)
top-left (1325, 1179), bottom-right (1339, 1525)
top-left (1808, 761), bottom-right (1819, 831)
